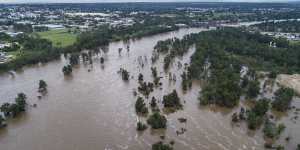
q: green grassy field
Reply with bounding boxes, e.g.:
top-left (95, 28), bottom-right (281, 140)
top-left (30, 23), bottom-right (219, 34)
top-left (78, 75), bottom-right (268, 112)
top-left (37, 29), bottom-right (77, 47)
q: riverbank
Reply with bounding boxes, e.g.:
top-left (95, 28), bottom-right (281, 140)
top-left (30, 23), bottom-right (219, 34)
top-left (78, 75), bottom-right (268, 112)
top-left (0, 25), bottom-right (178, 73)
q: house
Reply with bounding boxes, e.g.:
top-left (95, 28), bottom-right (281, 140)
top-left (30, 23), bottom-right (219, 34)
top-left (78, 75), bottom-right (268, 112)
top-left (0, 51), bottom-right (7, 63)
top-left (0, 43), bottom-right (11, 49)
top-left (0, 51), bottom-right (13, 63)
top-left (5, 32), bottom-right (23, 37)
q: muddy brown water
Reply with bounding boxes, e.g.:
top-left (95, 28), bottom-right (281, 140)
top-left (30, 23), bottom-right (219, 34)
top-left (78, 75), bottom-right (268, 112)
top-left (0, 28), bottom-right (299, 150)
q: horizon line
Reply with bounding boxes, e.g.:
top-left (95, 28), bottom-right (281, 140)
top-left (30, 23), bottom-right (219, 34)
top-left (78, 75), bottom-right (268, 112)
top-left (0, 1), bottom-right (298, 4)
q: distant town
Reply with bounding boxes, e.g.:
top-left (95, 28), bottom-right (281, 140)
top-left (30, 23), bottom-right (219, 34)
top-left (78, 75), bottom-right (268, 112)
top-left (1, 3), bottom-right (300, 63)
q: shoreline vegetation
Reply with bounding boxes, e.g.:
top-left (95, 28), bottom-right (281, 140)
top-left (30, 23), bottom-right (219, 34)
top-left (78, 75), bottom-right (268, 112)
top-left (152, 27), bottom-right (300, 148)
top-left (0, 93), bottom-right (27, 129)
top-left (0, 24), bottom-right (178, 73)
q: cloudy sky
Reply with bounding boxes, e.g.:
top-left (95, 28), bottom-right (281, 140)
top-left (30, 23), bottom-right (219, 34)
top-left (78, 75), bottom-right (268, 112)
top-left (0, 0), bottom-right (297, 3)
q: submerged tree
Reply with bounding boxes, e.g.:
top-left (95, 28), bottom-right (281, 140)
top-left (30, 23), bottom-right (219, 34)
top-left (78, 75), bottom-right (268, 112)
top-left (263, 119), bottom-right (285, 139)
top-left (138, 82), bottom-right (154, 97)
top-left (1, 93), bottom-right (28, 118)
top-left (247, 111), bottom-right (264, 130)
top-left (69, 53), bottom-right (80, 66)
top-left (135, 97), bottom-right (148, 114)
top-left (268, 70), bottom-right (278, 79)
top-left (272, 87), bottom-right (294, 112)
top-left (138, 73), bottom-right (144, 82)
top-left (199, 66), bottom-right (242, 108)
top-left (150, 97), bottom-right (157, 108)
top-left (62, 65), bottom-right (73, 75)
top-left (181, 71), bottom-right (192, 91)
top-left (246, 79), bottom-right (260, 99)
top-left (152, 141), bottom-right (173, 150)
top-left (120, 68), bottom-right (130, 81)
top-left (9, 104), bottom-right (20, 118)
top-left (15, 93), bottom-right (27, 112)
top-left (153, 77), bottom-right (161, 86)
top-left (38, 80), bottom-right (47, 92)
top-left (137, 121), bottom-right (148, 131)
top-left (151, 67), bottom-right (158, 78)
top-left (0, 115), bottom-right (6, 128)
top-left (0, 103), bottom-right (11, 117)
top-left (162, 90), bottom-right (182, 109)
top-left (100, 57), bottom-right (104, 64)
top-left (247, 98), bottom-right (270, 129)
top-left (147, 112), bottom-right (167, 129)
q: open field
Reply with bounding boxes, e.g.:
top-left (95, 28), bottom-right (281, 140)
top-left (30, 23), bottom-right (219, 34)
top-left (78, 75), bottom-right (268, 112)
top-left (37, 29), bottom-right (77, 47)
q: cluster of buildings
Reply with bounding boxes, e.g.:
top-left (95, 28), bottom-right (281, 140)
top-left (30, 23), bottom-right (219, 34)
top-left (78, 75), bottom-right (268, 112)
top-left (0, 6), bottom-right (139, 33)
top-left (0, 42), bottom-right (15, 63)
top-left (0, 51), bottom-right (13, 64)
top-left (263, 32), bottom-right (300, 41)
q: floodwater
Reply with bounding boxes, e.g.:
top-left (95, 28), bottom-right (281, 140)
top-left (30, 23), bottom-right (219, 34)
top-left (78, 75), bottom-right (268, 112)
top-left (0, 28), bottom-right (299, 150)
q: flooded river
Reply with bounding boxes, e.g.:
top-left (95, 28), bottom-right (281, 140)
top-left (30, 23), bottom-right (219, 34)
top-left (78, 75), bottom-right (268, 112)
top-left (0, 28), bottom-right (299, 150)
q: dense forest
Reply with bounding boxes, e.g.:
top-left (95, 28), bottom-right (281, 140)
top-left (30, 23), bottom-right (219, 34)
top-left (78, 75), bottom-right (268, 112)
top-left (152, 26), bottom-right (299, 149)
top-left (154, 27), bottom-right (300, 108)
top-left (188, 28), bottom-right (300, 75)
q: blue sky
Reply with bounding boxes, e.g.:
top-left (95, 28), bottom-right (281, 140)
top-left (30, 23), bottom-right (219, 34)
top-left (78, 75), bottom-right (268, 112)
top-left (0, 0), bottom-right (296, 3)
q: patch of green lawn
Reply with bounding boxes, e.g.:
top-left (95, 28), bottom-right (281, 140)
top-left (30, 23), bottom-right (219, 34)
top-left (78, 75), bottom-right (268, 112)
top-left (37, 29), bottom-right (77, 47)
